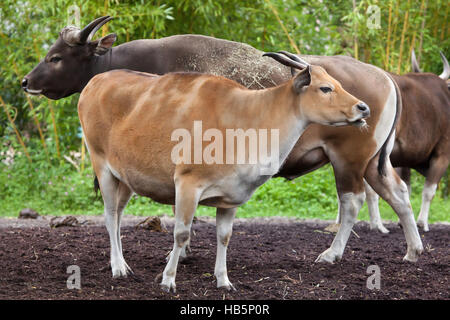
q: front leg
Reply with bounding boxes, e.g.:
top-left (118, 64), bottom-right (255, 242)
top-left (214, 207), bottom-right (237, 291)
top-left (166, 205), bottom-right (191, 262)
top-left (161, 180), bottom-right (201, 293)
top-left (316, 190), bottom-right (365, 263)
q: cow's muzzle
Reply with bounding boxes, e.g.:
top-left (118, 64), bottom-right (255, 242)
top-left (21, 77), bottom-right (42, 95)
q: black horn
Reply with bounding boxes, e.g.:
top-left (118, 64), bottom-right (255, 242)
top-left (439, 51), bottom-right (450, 80)
top-left (263, 52), bottom-right (308, 72)
top-left (87, 16), bottom-right (114, 42)
top-left (79, 16), bottom-right (112, 43)
top-left (411, 49), bottom-right (422, 73)
top-left (278, 50), bottom-right (310, 68)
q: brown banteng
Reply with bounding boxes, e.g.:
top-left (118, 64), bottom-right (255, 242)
top-left (78, 54), bottom-right (370, 292)
top-left (24, 17), bottom-right (423, 265)
top-left (362, 51), bottom-right (450, 233)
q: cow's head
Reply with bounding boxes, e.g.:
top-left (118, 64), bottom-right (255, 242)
top-left (411, 49), bottom-right (450, 83)
top-left (263, 51), bottom-right (370, 128)
top-left (22, 16), bottom-right (116, 99)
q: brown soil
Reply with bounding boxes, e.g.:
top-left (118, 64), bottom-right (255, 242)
top-left (0, 216), bottom-right (448, 300)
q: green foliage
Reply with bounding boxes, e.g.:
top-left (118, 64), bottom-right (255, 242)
top-left (0, 0), bottom-right (448, 220)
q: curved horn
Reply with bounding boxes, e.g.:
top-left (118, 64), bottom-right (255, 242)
top-left (263, 52), bottom-right (307, 72)
top-left (277, 50), bottom-right (310, 68)
top-left (87, 16), bottom-right (114, 42)
top-left (78, 16), bottom-right (111, 44)
top-left (411, 49), bottom-right (422, 73)
top-left (439, 51), bottom-right (450, 80)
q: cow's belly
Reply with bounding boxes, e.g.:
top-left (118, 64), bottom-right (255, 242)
top-left (110, 162), bottom-right (270, 208)
top-left (389, 138), bottom-right (434, 168)
top-left (112, 166), bottom-right (176, 205)
top-left (276, 147), bottom-right (329, 180)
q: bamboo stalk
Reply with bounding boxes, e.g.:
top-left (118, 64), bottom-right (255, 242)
top-left (385, 1), bottom-right (393, 70)
top-left (432, 5), bottom-right (439, 38)
top-left (407, 0), bottom-right (423, 72)
top-left (390, 0), bottom-right (400, 71)
top-left (440, 4), bottom-right (449, 41)
top-left (103, 0), bottom-right (109, 37)
top-left (352, 0), bottom-right (358, 60)
top-left (417, 0), bottom-right (428, 62)
top-left (265, 0), bottom-right (300, 54)
top-left (397, 1), bottom-right (410, 74)
top-left (47, 100), bottom-right (60, 159)
top-left (0, 96), bottom-right (32, 163)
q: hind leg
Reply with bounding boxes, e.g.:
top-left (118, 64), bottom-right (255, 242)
top-left (417, 156), bottom-right (449, 232)
top-left (364, 180), bottom-right (389, 233)
top-left (395, 167), bottom-right (411, 195)
top-left (316, 163), bottom-right (366, 263)
top-left (115, 181), bottom-right (133, 271)
top-left (365, 167), bottom-right (411, 233)
top-left (365, 158), bottom-right (423, 262)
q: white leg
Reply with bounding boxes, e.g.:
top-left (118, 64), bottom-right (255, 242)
top-left (166, 237), bottom-right (191, 262)
top-left (161, 181), bottom-right (200, 293)
top-left (100, 172), bottom-right (133, 277)
top-left (335, 193), bottom-right (341, 224)
top-left (167, 204), bottom-right (191, 262)
top-left (316, 192), bottom-right (365, 263)
top-left (115, 182), bottom-right (133, 271)
top-left (364, 180), bottom-right (389, 233)
top-left (324, 193), bottom-right (341, 233)
top-left (365, 164), bottom-right (423, 262)
top-left (417, 183), bottom-right (437, 232)
top-left (215, 207), bottom-right (236, 290)
top-left (390, 180), bottom-right (423, 261)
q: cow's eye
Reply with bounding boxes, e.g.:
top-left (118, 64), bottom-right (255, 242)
top-left (50, 56), bottom-right (62, 63)
top-left (320, 86), bottom-right (332, 93)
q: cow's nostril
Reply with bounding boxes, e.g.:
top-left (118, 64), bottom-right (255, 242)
top-left (356, 103), bottom-right (370, 116)
top-left (21, 78), bottom-right (28, 88)
top-left (357, 103), bottom-right (368, 112)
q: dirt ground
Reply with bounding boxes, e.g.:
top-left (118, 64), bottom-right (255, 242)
top-left (0, 215), bottom-right (448, 300)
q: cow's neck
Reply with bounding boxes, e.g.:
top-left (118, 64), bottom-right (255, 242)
top-left (90, 49), bottom-right (115, 76)
top-left (90, 41), bottom-right (166, 78)
top-left (240, 82), bottom-right (308, 165)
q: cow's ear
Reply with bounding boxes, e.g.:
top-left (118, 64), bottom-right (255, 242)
top-left (293, 65), bottom-right (311, 93)
top-left (90, 33), bottom-right (117, 56)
